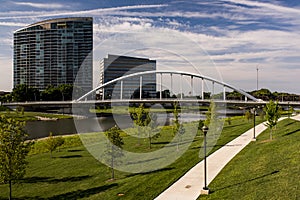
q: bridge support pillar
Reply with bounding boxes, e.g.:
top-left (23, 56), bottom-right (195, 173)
top-left (170, 73), bottom-right (173, 96)
top-left (140, 76), bottom-right (143, 100)
top-left (102, 88), bottom-right (105, 100)
top-left (120, 80), bottom-right (123, 100)
top-left (202, 78), bottom-right (204, 100)
top-left (212, 81), bottom-right (215, 97)
top-left (160, 73), bottom-right (162, 100)
top-left (191, 76), bottom-right (194, 96)
top-left (180, 74), bottom-right (183, 99)
top-left (223, 86), bottom-right (226, 101)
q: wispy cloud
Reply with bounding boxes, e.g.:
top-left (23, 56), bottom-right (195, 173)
top-left (12, 2), bottom-right (66, 9)
top-left (0, 21), bottom-right (27, 27)
top-left (224, 0), bottom-right (300, 14)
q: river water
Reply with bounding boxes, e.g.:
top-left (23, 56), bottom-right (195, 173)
top-left (25, 109), bottom-right (244, 139)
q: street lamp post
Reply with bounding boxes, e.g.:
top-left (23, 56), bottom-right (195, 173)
top-left (201, 125), bottom-right (210, 195)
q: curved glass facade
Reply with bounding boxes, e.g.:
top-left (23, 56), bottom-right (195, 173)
top-left (13, 17), bottom-right (93, 92)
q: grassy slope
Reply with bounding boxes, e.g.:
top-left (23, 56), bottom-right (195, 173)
top-left (0, 117), bottom-right (263, 200)
top-left (199, 118), bottom-right (300, 200)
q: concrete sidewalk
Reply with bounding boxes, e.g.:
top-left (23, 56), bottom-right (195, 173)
top-left (155, 117), bottom-right (287, 200)
top-left (291, 114), bottom-right (300, 121)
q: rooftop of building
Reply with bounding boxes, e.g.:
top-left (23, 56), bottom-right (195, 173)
top-left (14, 17), bottom-right (93, 33)
top-left (105, 54), bottom-right (156, 62)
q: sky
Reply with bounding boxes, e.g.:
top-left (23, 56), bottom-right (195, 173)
top-left (0, 0), bottom-right (300, 94)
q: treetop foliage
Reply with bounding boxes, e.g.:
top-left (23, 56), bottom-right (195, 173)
top-left (0, 115), bottom-right (31, 188)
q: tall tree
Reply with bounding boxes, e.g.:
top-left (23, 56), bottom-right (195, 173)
top-left (264, 100), bottom-right (281, 140)
top-left (58, 84), bottom-right (74, 101)
top-left (172, 102), bottom-right (185, 151)
top-left (0, 115), bottom-right (31, 200)
top-left (204, 101), bottom-right (218, 127)
top-left (132, 103), bottom-right (148, 145)
top-left (11, 84), bottom-right (40, 102)
top-left (244, 110), bottom-right (253, 123)
top-left (105, 126), bottom-right (124, 180)
top-left (41, 85), bottom-right (62, 101)
top-left (44, 132), bottom-right (65, 158)
top-left (145, 113), bottom-right (160, 149)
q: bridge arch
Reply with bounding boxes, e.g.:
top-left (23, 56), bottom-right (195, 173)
top-left (75, 70), bottom-right (258, 102)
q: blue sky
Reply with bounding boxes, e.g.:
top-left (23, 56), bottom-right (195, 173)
top-left (0, 0), bottom-right (300, 94)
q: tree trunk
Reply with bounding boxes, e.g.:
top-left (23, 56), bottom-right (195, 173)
top-left (111, 146), bottom-right (114, 180)
top-left (149, 133), bottom-right (152, 149)
top-left (9, 180), bottom-right (12, 200)
top-left (270, 128), bottom-right (273, 140)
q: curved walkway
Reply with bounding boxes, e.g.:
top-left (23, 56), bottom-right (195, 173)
top-left (155, 117), bottom-right (289, 200)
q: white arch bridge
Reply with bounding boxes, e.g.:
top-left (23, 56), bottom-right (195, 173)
top-left (76, 70), bottom-right (258, 103)
top-left (4, 70), bottom-right (300, 113)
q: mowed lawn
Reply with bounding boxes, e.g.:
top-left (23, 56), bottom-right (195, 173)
top-left (199, 118), bottom-right (300, 200)
top-left (0, 117), bottom-right (264, 200)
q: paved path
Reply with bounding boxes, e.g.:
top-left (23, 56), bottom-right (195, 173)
top-left (155, 117), bottom-right (288, 200)
top-left (291, 114), bottom-right (300, 121)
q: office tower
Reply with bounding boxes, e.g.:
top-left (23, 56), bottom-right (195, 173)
top-left (99, 54), bottom-right (156, 99)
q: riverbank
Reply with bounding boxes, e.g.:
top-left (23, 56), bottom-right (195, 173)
top-left (0, 111), bottom-right (73, 121)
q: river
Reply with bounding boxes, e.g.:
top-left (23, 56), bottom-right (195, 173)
top-left (25, 109), bottom-right (244, 139)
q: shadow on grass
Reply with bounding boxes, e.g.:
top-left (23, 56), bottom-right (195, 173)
top-left (283, 128), bottom-right (300, 136)
top-left (21, 175), bottom-right (92, 184)
top-left (151, 141), bottom-right (169, 145)
top-left (59, 155), bottom-right (83, 158)
top-left (283, 121), bottom-right (296, 127)
top-left (0, 183), bottom-right (118, 200)
top-left (127, 157), bottom-right (164, 165)
top-left (126, 167), bottom-right (174, 178)
top-left (67, 149), bottom-right (83, 152)
top-left (210, 170), bottom-right (279, 193)
top-left (47, 183), bottom-right (118, 200)
top-left (0, 196), bottom-right (44, 200)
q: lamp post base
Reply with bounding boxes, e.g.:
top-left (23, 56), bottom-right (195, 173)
top-left (201, 188), bottom-right (210, 195)
top-left (252, 138), bottom-right (257, 141)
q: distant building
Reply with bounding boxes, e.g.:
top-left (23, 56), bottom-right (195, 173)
top-left (13, 17), bottom-right (93, 92)
top-left (99, 54), bottom-right (156, 99)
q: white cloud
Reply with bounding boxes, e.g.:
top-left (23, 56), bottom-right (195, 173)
top-left (224, 0), bottom-right (300, 14)
top-left (12, 2), bottom-right (66, 9)
top-left (0, 21), bottom-right (27, 27)
top-left (0, 4), bottom-right (168, 19)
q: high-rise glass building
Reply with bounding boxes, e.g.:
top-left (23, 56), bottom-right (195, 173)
top-left (100, 54), bottom-right (156, 99)
top-left (13, 17), bottom-right (93, 92)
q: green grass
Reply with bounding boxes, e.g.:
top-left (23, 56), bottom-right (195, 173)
top-left (0, 111), bottom-right (73, 121)
top-left (199, 118), bottom-right (300, 200)
top-left (0, 117), bottom-right (264, 199)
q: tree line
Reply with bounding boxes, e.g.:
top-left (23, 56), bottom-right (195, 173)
top-left (0, 84), bottom-right (85, 102)
top-left (227, 88), bottom-right (300, 101)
